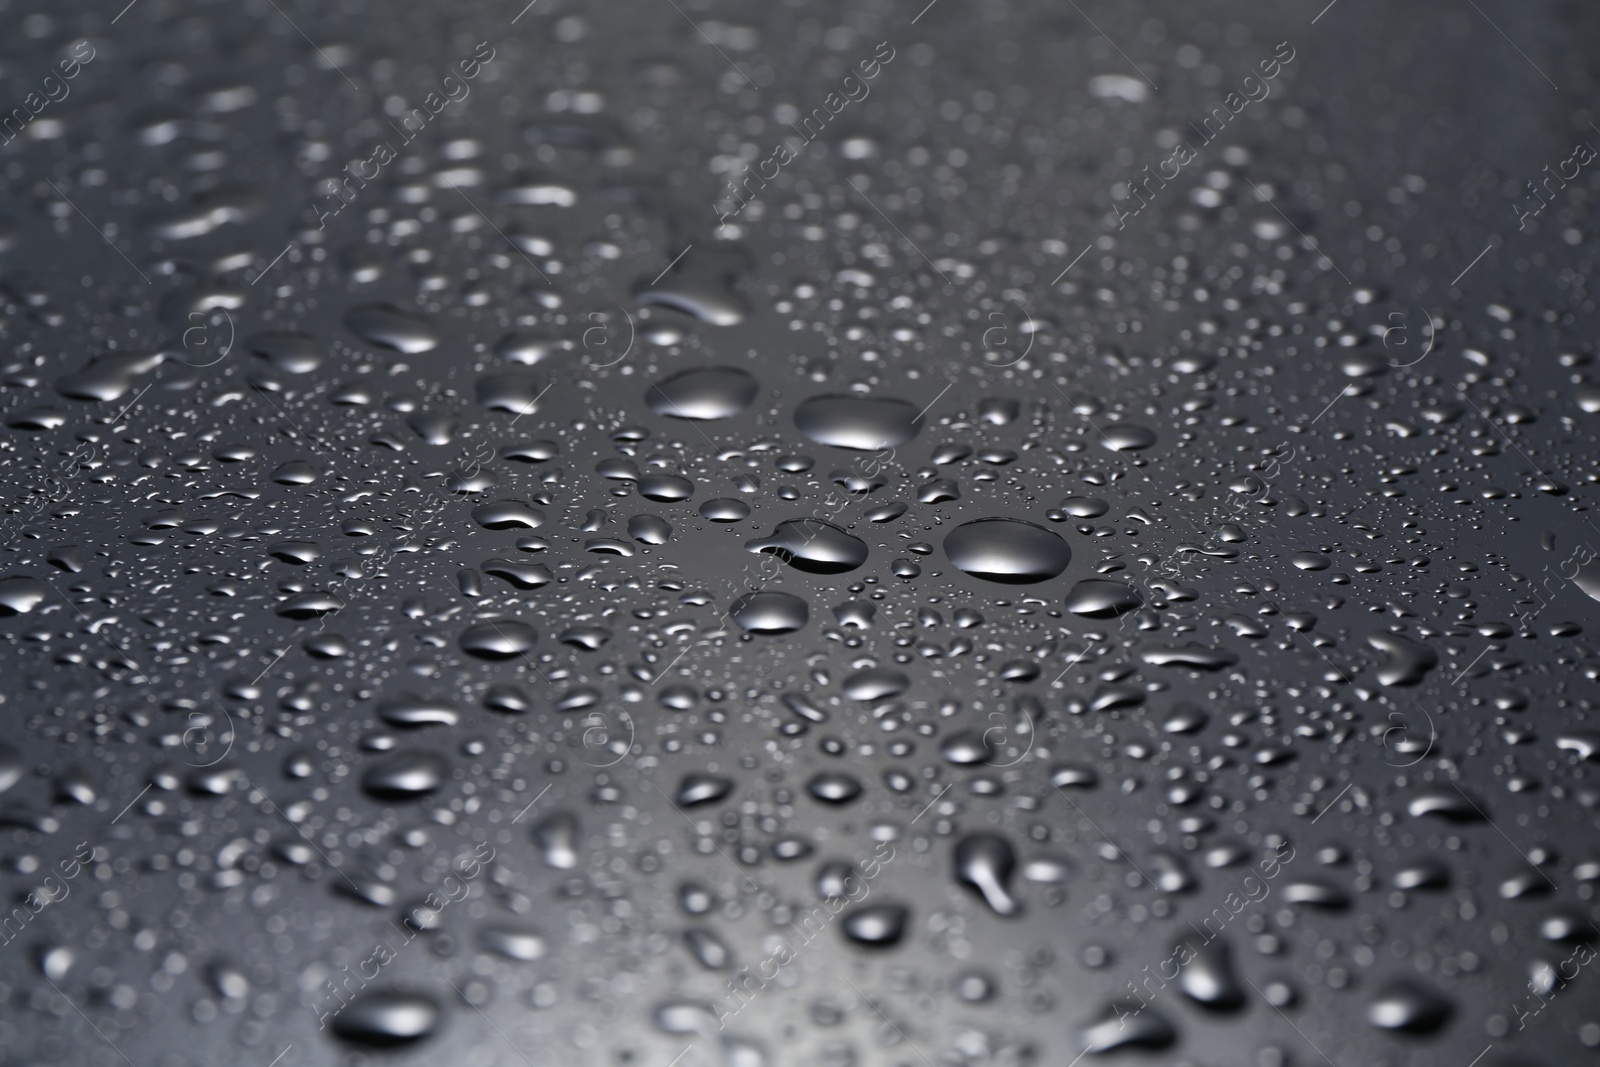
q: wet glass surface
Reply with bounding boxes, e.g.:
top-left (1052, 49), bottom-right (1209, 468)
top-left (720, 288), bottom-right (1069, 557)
top-left (1, 1), bottom-right (1599, 1064)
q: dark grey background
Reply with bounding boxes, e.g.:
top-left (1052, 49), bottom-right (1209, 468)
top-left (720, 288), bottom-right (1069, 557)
top-left (0, 1), bottom-right (1598, 1065)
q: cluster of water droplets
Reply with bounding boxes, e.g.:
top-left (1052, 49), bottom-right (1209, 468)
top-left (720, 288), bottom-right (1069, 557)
top-left (0, 4), bottom-right (1597, 1067)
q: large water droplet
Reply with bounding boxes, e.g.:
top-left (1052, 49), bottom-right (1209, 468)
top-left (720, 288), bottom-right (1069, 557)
top-left (794, 395), bottom-right (924, 450)
top-left (953, 833), bottom-right (1021, 917)
top-left (1138, 644), bottom-right (1239, 670)
top-left (0, 575), bottom-right (48, 616)
top-left (247, 332), bottom-right (324, 374)
top-left (343, 303), bottom-right (439, 354)
top-left (728, 591), bottom-right (809, 634)
top-left (329, 990), bottom-right (441, 1047)
top-left (1096, 423), bottom-right (1157, 451)
top-left (683, 927), bottom-right (731, 969)
top-left (1407, 787), bottom-right (1486, 822)
top-left (532, 811), bottom-right (579, 869)
top-left (1063, 579), bottom-right (1142, 617)
top-left (646, 366), bottom-right (758, 420)
top-left (471, 500), bottom-right (545, 530)
top-left (806, 772), bottom-right (864, 804)
top-left (362, 752), bottom-right (448, 800)
top-left (633, 276), bottom-right (746, 326)
top-left (1078, 1002), bottom-right (1176, 1052)
top-left (1367, 631), bottom-right (1437, 686)
top-left (675, 773), bottom-right (734, 807)
top-left (746, 519), bottom-right (868, 574)
top-left (1177, 937), bottom-right (1245, 1010)
top-left (628, 514), bottom-right (673, 544)
top-left (944, 519), bottom-right (1071, 584)
top-left (638, 473), bottom-right (695, 502)
top-left (55, 352), bottom-right (163, 402)
top-left (494, 330), bottom-right (570, 365)
top-left (841, 667), bottom-right (909, 701)
top-left (479, 926), bottom-right (547, 961)
top-left (275, 591), bottom-right (345, 619)
top-left (458, 619), bottom-right (537, 659)
top-left (0, 742), bottom-right (23, 795)
top-left (841, 904), bottom-right (909, 947)
top-left (376, 693), bottom-right (460, 728)
top-left (1365, 978), bottom-right (1453, 1033)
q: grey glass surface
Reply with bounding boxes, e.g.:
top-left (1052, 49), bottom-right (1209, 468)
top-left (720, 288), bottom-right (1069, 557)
top-left (0, 2), bottom-right (1598, 1065)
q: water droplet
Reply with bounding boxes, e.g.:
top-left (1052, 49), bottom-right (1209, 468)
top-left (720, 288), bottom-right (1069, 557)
top-left (699, 498), bottom-right (751, 522)
top-left (55, 352), bottom-right (164, 402)
top-left (1061, 496), bottom-right (1110, 518)
top-left (329, 990), bottom-right (441, 1047)
top-left (841, 904), bottom-right (909, 947)
top-left (940, 730), bottom-right (996, 765)
top-left (271, 460), bottom-right (318, 485)
top-left (628, 514), bottom-right (673, 544)
top-left (638, 473), bottom-right (695, 502)
top-left (343, 303), bottom-right (439, 354)
top-left (1097, 423), bottom-right (1157, 451)
top-left (646, 366), bottom-right (759, 420)
top-left (1367, 631), bottom-right (1437, 686)
top-left (1078, 1002), bottom-right (1176, 1052)
top-left (476, 372), bottom-right (547, 414)
top-left (0, 743), bottom-right (23, 795)
top-left (471, 500), bottom-right (545, 530)
top-left (1407, 787), bottom-right (1486, 822)
top-left (361, 752), bottom-right (448, 800)
top-left (746, 519), bottom-right (868, 574)
top-left (1365, 978), bottom-right (1453, 1033)
top-left (684, 927), bottom-right (732, 969)
top-left (1177, 937), bottom-right (1245, 1010)
top-left (953, 833), bottom-right (1021, 917)
top-left (1063, 579), bottom-right (1142, 617)
top-left (500, 439), bottom-right (560, 463)
top-left (275, 591), bottom-right (345, 619)
top-left (675, 773), bottom-right (734, 807)
top-left (1571, 558), bottom-right (1600, 603)
top-left (729, 591), bottom-right (809, 634)
top-left (1050, 765), bottom-right (1099, 789)
top-left (794, 395), bottom-right (925, 450)
top-left (494, 330), bottom-right (571, 365)
top-left (458, 619), bottom-right (537, 659)
top-left (841, 667), bottom-right (909, 701)
top-left (944, 519), bottom-right (1071, 584)
top-left (482, 559), bottom-right (552, 590)
top-left (247, 332), bottom-right (323, 374)
top-left (376, 693), bottom-right (460, 728)
top-left (633, 273), bottom-right (747, 326)
top-left (532, 811), bottom-right (579, 869)
top-left (0, 575), bottom-right (48, 616)
top-left (479, 926), bottom-right (547, 961)
top-left (1139, 644), bottom-right (1239, 671)
top-left (1281, 879), bottom-right (1350, 909)
top-left (806, 773), bottom-right (863, 804)
top-left (1393, 859), bottom-right (1450, 891)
